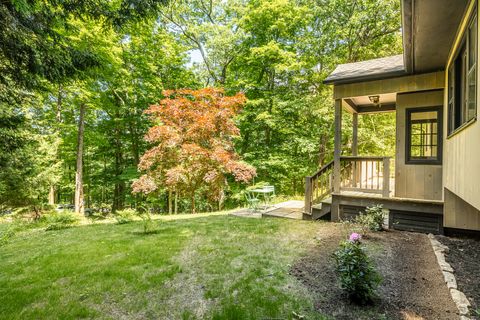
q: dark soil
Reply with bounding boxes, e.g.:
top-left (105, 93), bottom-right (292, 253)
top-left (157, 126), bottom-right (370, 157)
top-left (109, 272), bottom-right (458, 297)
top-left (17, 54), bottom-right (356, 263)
top-left (437, 235), bottom-right (480, 319)
top-left (291, 225), bottom-right (458, 320)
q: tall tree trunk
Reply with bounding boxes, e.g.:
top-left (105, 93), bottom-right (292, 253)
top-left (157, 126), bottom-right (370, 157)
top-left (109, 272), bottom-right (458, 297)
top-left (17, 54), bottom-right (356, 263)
top-left (174, 191), bottom-right (178, 214)
top-left (48, 84), bottom-right (63, 205)
top-left (48, 186), bottom-right (55, 205)
top-left (191, 192), bottom-right (196, 214)
top-left (218, 189), bottom-right (225, 211)
top-left (74, 104), bottom-right (86, 215)
top-left (168, 190), bottom-right (173, 214)
top-left (113, 120), bottom-right (125, 213)
top-left (129, 117), bottom-right (140, 208)
top-left (318, 132), bottom-right (328, 167)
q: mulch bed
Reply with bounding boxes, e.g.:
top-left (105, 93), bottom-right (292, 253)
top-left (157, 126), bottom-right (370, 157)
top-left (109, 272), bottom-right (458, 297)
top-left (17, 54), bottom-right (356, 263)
top-left (437, 235), bottom-right (480, 319)
top-left (291, 226), bottom-right (458, 320)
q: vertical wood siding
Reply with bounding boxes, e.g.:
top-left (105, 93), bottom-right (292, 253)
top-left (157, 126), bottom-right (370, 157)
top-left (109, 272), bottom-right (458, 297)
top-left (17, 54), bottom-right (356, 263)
top-left (395, 90), bottom-right (444, 200)
top-left (444, 1), bottom-right (480, 230)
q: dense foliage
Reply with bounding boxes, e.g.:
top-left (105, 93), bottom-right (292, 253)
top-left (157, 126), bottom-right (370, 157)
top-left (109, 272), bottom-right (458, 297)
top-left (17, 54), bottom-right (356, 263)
top-left (334, 233), bottom-right (382, 304)
top-left (0, 0), bottom-right (401, 213)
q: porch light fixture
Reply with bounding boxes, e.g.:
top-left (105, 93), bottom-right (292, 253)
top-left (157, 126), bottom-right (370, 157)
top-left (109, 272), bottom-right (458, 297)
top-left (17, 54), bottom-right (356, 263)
top-left (369, 95), bottom-right (380, 105)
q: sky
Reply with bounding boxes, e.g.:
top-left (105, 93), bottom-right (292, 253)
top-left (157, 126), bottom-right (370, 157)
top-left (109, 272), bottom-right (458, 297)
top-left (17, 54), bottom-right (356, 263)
top-left (187, 49), bottom-right (204, 67)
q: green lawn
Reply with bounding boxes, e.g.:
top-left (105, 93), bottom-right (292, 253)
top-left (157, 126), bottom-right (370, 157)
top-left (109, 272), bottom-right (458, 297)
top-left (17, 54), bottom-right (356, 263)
top-left (0, 215), bottom-right (326, 319)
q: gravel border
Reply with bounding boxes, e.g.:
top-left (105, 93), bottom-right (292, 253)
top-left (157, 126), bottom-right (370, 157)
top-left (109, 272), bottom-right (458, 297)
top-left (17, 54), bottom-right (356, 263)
top-left (428, 234), bottom-right (471, 319)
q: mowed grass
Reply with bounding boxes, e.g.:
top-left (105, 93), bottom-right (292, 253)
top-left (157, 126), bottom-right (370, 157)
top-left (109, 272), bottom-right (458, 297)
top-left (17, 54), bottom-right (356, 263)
top-left (0, 215), bottom-right (327, 319)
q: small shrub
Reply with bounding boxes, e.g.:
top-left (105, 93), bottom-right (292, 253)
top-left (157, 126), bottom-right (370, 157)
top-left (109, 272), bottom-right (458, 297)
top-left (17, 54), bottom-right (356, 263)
top-left (45, 212), bottom-right (80, 231)
top-left (333, 233), bottom-right (382, 304)
top-left (0, 226), bottom-right (16, 246)
top-left (355, 204), bottom-right (386, 233)
top-left (140, 211), bottom-right (156, 234)
top-left (115, 209), bottom-right (136, 224)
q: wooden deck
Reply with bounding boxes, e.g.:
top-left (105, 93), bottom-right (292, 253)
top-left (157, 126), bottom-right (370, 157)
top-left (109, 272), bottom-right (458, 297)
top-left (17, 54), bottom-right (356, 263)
top-left (262, 200), bottom-right (304, 220)
top-left (231, 200), bottom-right (304, 220)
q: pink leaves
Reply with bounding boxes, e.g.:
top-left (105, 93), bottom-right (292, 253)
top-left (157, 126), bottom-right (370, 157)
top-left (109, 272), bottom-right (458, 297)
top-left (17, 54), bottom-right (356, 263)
top-left (132, 175), bottom-right (158, 194)
top-left (133, 88), bottom-right (255, 200)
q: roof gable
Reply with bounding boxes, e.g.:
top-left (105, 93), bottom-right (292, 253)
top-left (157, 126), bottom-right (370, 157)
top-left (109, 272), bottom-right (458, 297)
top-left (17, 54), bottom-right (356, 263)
top-left (324, 55), bottom-right (405, 84)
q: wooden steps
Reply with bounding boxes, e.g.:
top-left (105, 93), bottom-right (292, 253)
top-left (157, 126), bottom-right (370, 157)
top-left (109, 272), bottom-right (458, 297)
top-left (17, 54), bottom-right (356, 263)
top-left (311, 197), bottom-right (332, 220)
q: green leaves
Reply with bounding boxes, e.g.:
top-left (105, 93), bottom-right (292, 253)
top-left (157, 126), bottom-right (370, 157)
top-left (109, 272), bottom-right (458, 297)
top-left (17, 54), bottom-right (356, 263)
top-left (333, 239), bottom-right (382, 304)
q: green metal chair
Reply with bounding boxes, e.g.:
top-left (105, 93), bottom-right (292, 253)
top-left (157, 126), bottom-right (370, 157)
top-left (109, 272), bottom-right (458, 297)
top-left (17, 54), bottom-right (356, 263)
top-left (263, 185), bottom-right (276, 206)
top-left (245, 192), bottom-right (260, 212)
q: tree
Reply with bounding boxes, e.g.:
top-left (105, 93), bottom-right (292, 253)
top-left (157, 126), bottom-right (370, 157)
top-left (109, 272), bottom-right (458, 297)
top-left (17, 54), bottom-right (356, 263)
top-left (132, 88), bottom-right (256, 213)
top-left (0, 104), bottom-right (61, 213)
top-left (159, 0), bottom-right (247, 86)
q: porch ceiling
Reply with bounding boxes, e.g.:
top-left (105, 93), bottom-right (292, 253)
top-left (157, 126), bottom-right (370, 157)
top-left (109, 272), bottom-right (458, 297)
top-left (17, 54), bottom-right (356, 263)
top-left (350, 92), bottom-right (396, 106)
top-left (402, 0), bottom-right (469, 73)
top-left (343, 92), bottom-right (397, 114)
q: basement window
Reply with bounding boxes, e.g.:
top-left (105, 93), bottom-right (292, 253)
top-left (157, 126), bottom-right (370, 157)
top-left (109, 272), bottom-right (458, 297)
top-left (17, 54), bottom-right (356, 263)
top-left (448, 10), bottom-right (477, 136)
top-left (406, 107), bottom-right (442, 165)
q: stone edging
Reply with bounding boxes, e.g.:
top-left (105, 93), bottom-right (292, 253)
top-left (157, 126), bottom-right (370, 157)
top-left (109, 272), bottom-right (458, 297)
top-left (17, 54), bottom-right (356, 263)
top-left (428, 234), bottom-right (471, 320)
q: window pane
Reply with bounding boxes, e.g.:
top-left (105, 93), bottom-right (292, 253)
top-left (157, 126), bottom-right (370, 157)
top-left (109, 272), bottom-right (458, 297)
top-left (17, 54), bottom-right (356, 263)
top-left (448, 65), bottom-right (455, 102)
top-left (408, 109), bottom-right (439, 162)
top-left (411, 146), bottom-right (422, 157)
top-left (469, 17), bottom-right (477, 69)
top-left (468, 68), bottom-right (476, 121)
top-left (448, 102), bottom-right (454, 134)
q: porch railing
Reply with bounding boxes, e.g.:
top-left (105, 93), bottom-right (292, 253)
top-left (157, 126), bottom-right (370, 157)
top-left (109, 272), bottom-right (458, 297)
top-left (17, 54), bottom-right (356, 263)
top-left (304, 156), bottom-right (392, 214)
top-left (340, 156), bottom-right (391, 197)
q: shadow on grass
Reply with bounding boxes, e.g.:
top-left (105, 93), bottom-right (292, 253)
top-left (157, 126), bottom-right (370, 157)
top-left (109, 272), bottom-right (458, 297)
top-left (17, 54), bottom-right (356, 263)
top-left (130, 229), bottom-right (162, 236)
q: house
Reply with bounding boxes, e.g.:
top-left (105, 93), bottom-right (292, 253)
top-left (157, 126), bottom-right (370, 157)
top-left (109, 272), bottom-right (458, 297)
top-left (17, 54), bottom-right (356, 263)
top-left (304, 0), bottom-right (480, 235)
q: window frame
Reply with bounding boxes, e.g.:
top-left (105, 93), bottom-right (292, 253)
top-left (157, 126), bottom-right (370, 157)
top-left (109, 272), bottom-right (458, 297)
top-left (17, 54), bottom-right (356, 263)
top-left (405, 106), bottom-right (443, 165)
top-left (447, 6), bottom-right (478, 138)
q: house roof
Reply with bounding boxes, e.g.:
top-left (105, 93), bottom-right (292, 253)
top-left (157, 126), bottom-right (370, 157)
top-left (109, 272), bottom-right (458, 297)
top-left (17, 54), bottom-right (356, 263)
top-left (323, 55), bottom-right (405, 84)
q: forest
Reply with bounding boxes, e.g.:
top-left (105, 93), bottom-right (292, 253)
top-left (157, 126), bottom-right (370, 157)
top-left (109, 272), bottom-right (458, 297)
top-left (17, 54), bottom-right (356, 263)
top-left (0, 0), bottom-right (401, 215)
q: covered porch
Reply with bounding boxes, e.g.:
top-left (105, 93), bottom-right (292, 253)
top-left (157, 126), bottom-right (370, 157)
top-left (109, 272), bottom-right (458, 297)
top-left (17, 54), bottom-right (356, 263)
top-left (304, 57), bottom-right (445, 233)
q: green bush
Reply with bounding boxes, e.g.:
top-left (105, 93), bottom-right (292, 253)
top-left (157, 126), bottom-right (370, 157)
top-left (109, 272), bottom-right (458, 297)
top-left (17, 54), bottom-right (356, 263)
top-left (333, 233), bottom-right (382, 304)
top-left (45, 212), bottom-right (80, 231)
top-left (115, 209), bottom-right (136, 224)
top-left (355, 204), bottom-right (386, 233)
top-left (0, 226), bottom-right (16, 246)
top-left (140, 211), bottom-right (156, 234)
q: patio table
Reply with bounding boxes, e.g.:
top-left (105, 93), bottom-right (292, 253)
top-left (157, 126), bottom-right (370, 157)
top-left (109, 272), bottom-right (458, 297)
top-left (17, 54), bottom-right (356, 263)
top-left (249, 187), bottom-right (275, 209)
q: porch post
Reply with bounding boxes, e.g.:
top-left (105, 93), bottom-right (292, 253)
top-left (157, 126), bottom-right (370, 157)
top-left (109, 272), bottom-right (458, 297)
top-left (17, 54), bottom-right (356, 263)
top-left (352, 112), bottom-right (358, 156)
top-left (332, 99), bottom-right (342, 221)
top-left (352, 112), bottom-right (359, 188)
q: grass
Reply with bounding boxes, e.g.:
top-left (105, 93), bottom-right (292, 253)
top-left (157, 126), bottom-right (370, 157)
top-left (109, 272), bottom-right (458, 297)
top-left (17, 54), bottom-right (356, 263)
top-left (0, 214), bottom-right (327, 319)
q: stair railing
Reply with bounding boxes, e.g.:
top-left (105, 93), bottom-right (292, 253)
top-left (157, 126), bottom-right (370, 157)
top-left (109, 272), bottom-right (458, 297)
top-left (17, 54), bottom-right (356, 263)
top-left (304, 160), bottom-right (334, 214)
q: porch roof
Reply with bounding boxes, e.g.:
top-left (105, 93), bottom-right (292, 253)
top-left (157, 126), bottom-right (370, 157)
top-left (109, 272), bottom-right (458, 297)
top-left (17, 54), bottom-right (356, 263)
top-left (323, 55), bottom-right (405, 85)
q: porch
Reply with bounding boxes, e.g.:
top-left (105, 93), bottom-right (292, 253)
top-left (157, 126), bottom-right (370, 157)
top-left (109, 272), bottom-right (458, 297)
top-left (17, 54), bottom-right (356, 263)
top-left (304, 62), bottom-right (446, 233)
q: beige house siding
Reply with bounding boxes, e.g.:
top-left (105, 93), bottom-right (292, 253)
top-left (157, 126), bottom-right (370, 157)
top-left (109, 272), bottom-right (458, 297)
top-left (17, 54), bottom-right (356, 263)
top-left (443, 0), bottom-right (480, 230)
top-left (395, 90), bottom-right (444, 200)
top-left (444, 188), bottom-right (480, 231)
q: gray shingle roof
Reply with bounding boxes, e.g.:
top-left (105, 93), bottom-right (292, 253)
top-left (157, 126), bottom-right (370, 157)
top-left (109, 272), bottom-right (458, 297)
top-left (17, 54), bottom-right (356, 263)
top-left (324, 55), bottom-right (405, 84)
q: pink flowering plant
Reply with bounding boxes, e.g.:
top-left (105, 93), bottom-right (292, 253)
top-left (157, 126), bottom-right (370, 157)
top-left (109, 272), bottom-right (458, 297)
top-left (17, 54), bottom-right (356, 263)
top-left (349, 232), bottom-right (362, 243)
top-left (333, 232), bottom-right (381, 304)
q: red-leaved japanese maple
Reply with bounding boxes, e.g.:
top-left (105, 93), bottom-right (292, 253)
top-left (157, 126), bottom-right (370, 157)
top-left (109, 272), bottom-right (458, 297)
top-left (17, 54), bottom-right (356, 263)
top-left (132, 88), bottom-right (256, 213)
